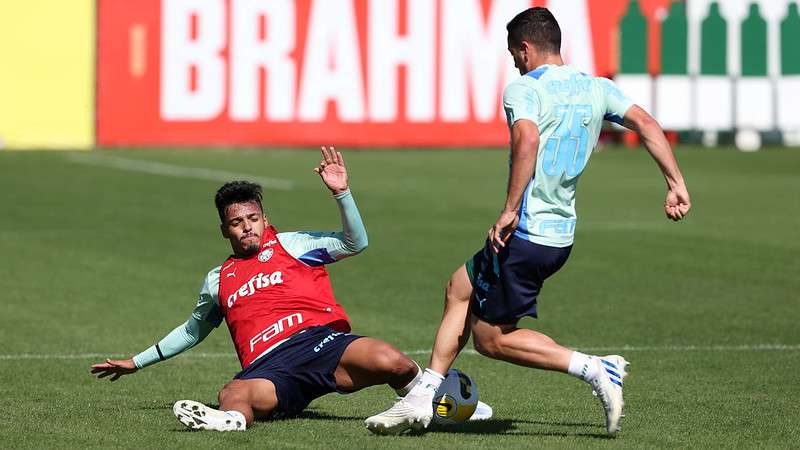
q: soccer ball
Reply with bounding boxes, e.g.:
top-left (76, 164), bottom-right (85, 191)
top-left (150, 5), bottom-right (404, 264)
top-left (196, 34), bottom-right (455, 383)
top-left (431, 369), bottom-right (479, 425)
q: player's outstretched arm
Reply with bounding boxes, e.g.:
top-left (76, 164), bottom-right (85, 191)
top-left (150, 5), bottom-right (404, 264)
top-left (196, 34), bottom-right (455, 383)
top-left (89, 316), bottom-right (217, 381)
top-left (90, 269), bottom-right (222, 381)
top-left (623, 105), bottom-right (691, 221)
top-left (305, 146), bottom-right (368, 254)
top-left (490, 120), bottom-right (539, 252)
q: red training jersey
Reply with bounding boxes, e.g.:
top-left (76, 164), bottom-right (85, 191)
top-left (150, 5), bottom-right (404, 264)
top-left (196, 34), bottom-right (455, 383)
top-left (217, 226), bottom-right (351, 368)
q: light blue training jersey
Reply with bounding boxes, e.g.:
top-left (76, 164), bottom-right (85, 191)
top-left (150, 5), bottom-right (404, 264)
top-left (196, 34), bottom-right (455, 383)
top-left (502, 64), bottom-right (633, 247)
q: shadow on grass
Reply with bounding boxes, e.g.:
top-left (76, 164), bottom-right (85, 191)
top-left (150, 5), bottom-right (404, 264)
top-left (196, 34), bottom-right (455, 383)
top-left (425, 418), bottom-right (609, 439)
top-left (160, 403), bottom-right (609, 439)
top-left (258, 409), bottom-right (363, 422)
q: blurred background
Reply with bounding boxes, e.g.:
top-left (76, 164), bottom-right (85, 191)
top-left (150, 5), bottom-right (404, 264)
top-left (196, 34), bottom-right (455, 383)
top-left (1, 0), bottom-right (798, 151)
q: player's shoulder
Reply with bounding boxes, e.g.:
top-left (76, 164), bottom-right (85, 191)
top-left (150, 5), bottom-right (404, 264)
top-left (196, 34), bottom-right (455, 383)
top-left (276, 231), bottom-right (299, 240)
top-left (206, 265), bottom-right (222, 279)
top-left (594, 76), bottom-right (626, 99)
top-left (502, 74), bottom-right (540, 103)
top-left (203, 265), bottom-right (222, 291)
top-left (278, 230), bottom-right (333, 242)
top-left (507, 71), bottom-right (541, 88)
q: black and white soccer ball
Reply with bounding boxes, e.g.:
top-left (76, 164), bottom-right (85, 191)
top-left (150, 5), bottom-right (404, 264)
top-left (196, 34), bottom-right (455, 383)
top-left (431, 369), bottom-right (479, 425)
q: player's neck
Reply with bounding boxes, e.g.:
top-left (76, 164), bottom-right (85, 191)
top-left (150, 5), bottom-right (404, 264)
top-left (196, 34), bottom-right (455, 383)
top-left (528, 53), bottom-right (564, 71)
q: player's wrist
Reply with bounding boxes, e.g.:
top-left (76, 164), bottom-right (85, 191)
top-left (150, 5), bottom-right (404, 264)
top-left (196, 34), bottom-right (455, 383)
top-left (664, 174), bottom-right (685, 191)
top-left (332, 187), bottom-right (350, 197)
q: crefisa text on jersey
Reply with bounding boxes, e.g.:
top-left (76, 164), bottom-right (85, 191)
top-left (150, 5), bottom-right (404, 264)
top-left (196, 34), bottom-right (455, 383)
top-left (227, 271), bottom-right (284, 308)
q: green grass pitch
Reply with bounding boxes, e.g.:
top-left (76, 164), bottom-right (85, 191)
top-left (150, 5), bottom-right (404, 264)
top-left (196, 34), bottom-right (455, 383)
top-left (0, 147), bottom-right (798, 448)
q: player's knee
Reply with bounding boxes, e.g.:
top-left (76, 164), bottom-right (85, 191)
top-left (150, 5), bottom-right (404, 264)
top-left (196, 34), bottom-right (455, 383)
top-left (219, 380), bottom-right (249, 404)
top-left (375, 346), bottom-right (416, 379)
top-left (444, 280), bottom-right (469, 307)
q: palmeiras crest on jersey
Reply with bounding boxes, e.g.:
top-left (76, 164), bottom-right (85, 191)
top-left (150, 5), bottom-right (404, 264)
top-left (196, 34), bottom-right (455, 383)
top-left (258, 248), bottom-right (274, 262)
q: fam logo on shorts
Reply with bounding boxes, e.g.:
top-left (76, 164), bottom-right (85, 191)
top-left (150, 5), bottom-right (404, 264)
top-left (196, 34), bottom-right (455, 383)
top-left (258, 248), bottom-right (273, 262)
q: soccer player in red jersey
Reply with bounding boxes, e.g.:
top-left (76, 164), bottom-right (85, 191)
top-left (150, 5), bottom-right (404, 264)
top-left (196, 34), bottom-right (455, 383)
top-left (90, 147), bottom-right (424, 431)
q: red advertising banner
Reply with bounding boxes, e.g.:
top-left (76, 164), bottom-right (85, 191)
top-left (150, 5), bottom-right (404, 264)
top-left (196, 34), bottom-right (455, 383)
top-left (96, 0), bottom-right (664, 147)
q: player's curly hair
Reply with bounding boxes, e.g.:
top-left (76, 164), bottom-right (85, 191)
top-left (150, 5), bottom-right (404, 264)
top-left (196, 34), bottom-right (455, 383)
top-left (215, 180), bottom-right (263, 222)
top-left (506, 7), bottom-right (561, 55)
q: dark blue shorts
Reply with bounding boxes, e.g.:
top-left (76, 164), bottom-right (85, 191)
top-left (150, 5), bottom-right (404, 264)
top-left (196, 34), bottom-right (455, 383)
top-left (234, 325), bottom-right (362, 414)
top-left (467, 235), bottom-right (572, 324)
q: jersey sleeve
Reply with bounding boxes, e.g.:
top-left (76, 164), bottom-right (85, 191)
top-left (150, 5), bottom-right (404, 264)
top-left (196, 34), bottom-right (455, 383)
top-left (132, 267), bottom-right (224, 369)
top-left (502, 79), bottom-right (541, 126)
top-left (191, 266), bottom-right (224, 326)
top-left (599, 77), bottom-right (634, 125)
top-left (277, 189), bottom-right (368, 266)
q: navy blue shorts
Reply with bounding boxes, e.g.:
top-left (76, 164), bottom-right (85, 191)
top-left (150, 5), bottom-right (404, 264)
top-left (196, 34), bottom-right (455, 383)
top-left (467, 235), bottom-right (572, 324)
top-left (234, 325), bottom-right (362, 414)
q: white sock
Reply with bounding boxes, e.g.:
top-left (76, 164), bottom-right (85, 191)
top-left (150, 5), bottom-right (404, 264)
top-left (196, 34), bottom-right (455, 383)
top-left (405, 368), bottom-right (444, 408)
top-left (224, 410), bottom-right (247, 430)
top-left (567, 351), bottom-right (599, 382)
top-left (394, 361), bottom-right (423, 396)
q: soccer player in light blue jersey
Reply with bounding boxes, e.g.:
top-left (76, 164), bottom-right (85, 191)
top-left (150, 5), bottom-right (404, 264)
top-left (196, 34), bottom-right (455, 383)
top-left (367, 7), bottom-right (691, 436)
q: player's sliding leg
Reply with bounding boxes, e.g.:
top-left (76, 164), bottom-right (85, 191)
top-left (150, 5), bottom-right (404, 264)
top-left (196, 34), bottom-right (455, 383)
top-left (173, 379), bottom-right (278, 431)
top-left (335, 338), bottom-right (433, 436)
top-left (333, 337), bottom-right (420, 394)
top-left (218, 379), bottom-right (279, 425)
top-left (470, 315), bottom-right (629, 435)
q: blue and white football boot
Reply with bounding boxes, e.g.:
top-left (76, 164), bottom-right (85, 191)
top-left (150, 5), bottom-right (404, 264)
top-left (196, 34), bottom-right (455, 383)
top-left (590, 355), bottom-right (630, 436)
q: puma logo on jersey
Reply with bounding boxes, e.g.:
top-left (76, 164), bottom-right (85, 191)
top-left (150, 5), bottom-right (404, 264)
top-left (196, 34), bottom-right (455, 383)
top-left (226, 268), bottom-right (237, 278)
top-left (227, 271), bottom-right (284, 308)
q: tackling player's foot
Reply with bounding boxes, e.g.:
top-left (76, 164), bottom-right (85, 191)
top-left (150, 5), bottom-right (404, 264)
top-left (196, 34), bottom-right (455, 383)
top-left (364, 396), bottom-right (432, 435)
top-left (590, 355), bottom-right (629, 436)
top-left (365, 394), bottom-right (493, 435)
top-left (173, 400), bottom-right (246, 431)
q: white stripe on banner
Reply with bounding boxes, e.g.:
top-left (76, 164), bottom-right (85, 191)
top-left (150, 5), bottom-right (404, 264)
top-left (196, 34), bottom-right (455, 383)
top-left (2, 344), bottom-right (799, 361)
top-left (66, 153), bottom-right (295, 191)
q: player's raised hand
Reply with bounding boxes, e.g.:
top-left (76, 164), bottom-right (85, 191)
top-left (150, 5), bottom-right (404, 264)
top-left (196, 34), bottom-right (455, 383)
top-left (664, 184), bottom-right (691, 221)
top-left (489, 210), bottom-right (519, 253)
top-left (90, 358), bottom-right (138, 381)
top-left (314, 146), bottom-right (349, 195)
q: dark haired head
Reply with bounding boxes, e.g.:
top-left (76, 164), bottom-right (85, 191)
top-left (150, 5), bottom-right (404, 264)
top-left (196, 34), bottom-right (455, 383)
top-left (506, 7), bottom-right (561, 54)
top-left (215, 181), bottom-right (263, 223)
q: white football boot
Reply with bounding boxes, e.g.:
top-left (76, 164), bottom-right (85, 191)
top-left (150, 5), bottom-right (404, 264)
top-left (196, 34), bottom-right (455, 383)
top-left (590, 355), bottom-right (629, 436)
top-left (364, 397), bottom-right (433, 435)
top-left (469, 401), bottom-right (493, 421)
top-left (173, 400), bottom-right (245, 431)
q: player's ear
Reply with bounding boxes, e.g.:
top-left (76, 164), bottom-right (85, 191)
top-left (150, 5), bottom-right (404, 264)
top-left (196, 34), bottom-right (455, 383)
top-left (522, 40), bottom-right (532, 59)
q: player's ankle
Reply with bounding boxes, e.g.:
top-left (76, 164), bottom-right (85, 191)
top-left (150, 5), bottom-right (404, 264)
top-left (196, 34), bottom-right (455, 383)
top-left (394, 361), bottom-right (423, 397)
top-left (567, 351), bottom-right (599, 382)
top-left (404, 368), bottom-right (444, 408)
top-left (418, 368), bottom-right (445, 392)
